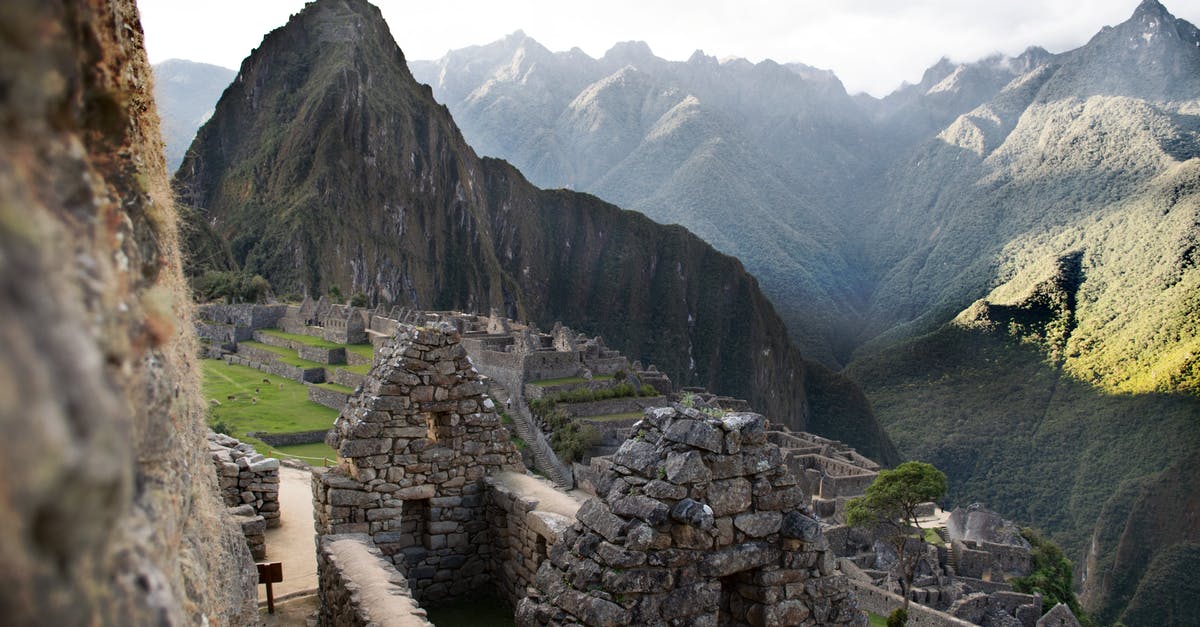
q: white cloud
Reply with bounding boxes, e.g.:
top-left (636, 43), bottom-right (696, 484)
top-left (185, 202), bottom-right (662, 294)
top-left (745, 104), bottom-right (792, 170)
top-left (137, 0), bottom-right (1200, 97)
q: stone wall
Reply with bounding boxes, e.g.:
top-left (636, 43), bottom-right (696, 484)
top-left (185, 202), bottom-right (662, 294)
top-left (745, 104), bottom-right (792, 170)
top-left (517, 406), bottom-right (865, 626)
top-left (330, 367), bottom-right (368, 389)
top-left (198, 303), bottom-right (289, 329)
top-left (300, 345), bottom-right (348, 365)
top-left (226, 353), bottom-right (326, 383)
top-left (524, 351), bottom-right (584, 381)
top-left (208, 432), bottom-right (282, 528)
top-left (484, 473), bottom-right (579, 606)
top-left (314, 323), bottom-right (525, 604)
top-left (848, 579), bottom-right (976, 627)
top-left (310, 385), bottom-right (352, 411)
top-left (317, 534), bottom-right (431, 626)
top-left (253, 429), bottom-right (333, 447)
top-left (554, 395), bottom-right (667, 418)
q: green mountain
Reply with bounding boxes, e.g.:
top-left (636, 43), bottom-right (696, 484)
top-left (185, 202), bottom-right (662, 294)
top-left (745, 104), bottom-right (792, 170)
top-left (410, 1), bottom-right (1200, 621)
top-left (171, 0), bottom-right (897, 463)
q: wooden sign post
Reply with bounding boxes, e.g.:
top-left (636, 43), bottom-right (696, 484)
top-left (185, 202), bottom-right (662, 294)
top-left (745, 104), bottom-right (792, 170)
top-left (257, 562), bottom-right (283, 614)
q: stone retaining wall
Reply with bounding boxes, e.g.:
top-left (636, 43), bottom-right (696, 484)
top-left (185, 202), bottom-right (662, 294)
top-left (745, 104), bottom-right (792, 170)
top-left (555, 395), bottom-right (666, 419)
top-left (329, 368), bottom-right (366, 389)
top-left (300, 345), bottom-right (347, 365)
top-left (317, 534), bottom-right (431, 627)
top-left (848, 579), bottom-right (976, 627)
top-left (198, 303), bottom-right (288, 329)
top-left (225, 354), bottom-right (325, 384)
top-left (251, 429), bottom-right (332, 447)
top-left (523, 351), bottom-right (582, 381)
top-left (309, 385), bottom-right (351, 411)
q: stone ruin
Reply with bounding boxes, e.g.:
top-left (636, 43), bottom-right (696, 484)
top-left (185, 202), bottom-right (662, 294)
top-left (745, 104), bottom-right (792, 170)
top-left (517, 406), bottom-right (866, 626)
top-left (208, 433), bottom-right (282, 559)
top-left (314, 322), bottom-right (524, 603)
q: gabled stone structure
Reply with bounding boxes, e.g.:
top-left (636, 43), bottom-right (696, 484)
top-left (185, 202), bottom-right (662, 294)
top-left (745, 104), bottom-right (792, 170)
top-left (517, 406), bottom-right (865, 626)
top-left (314, 322), bottom-right (524, 603)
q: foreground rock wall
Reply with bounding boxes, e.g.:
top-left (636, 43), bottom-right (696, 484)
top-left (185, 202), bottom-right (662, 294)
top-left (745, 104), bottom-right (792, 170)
top-left (0, 0), bottom-right (256, 623)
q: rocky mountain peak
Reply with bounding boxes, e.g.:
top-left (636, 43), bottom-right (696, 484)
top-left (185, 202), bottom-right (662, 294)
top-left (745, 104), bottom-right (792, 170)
top-left (602, 40), bottom-right (657, 67)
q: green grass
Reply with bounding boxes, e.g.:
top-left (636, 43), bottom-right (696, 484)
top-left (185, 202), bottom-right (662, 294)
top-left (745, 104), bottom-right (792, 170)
top-left (581, 411), bottom-right (644, 422)
top-left (258, 328), bottom-right (342, 349)
top-left (314, 381), bottom-right (356, 394)
top-left (270, 441), bottom-right (338, 465)
top-left (239, 341), bottom-right (326, 369)
top-left (924, 527), bottom-right (944, 545)
top-left (529, 374), bottom-right (613, 387)
top-left (203, 359), bottom-right (338, 440)
top-left (868, 612), bottom-right (888, 627)
top-left (338, 363), bottom-right (373, 375)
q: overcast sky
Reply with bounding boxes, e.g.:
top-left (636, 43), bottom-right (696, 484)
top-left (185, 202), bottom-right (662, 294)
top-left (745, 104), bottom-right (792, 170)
top-left (136, 0), bottom-right (1199, 97)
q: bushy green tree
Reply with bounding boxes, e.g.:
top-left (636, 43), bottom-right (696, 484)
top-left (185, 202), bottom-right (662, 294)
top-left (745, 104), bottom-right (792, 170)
top-left (1011, 528), bottom-right (1094, 626)
top-left (847, 461), bottom-right (947, 613)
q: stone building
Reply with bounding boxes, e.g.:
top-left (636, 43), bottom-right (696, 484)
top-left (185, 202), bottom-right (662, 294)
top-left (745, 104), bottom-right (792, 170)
top-left (313, 322), bottom-right (525, 603)
top-left (517, 407), bottom-right (866, 626)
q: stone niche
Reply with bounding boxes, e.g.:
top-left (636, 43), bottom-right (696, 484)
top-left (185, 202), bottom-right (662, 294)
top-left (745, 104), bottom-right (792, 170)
top-left (314, 322), bottom-right (523, 604)
top-left (517, 407), bottom-right (866, 626)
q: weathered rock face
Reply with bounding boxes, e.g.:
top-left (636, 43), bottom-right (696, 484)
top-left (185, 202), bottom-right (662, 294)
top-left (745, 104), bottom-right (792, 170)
top-left (517, 407), bottom-right (865, 626)
top-left (315, 322), bottom-right (524, 602)
top-left (0, 0), bottom-right (257, 624)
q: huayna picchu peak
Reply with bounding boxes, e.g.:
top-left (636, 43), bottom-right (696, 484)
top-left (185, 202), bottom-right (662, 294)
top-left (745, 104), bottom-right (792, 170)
top-left (172, 0), bottom-right (897, 464)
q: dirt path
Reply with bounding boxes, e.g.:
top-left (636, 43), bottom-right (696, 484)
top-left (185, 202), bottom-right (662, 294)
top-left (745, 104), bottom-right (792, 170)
top-left (261, 465), bottom-right (319, 602)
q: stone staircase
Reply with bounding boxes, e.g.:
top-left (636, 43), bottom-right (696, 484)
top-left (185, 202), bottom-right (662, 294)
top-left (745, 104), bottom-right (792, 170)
top-left (941, 525), bottom-right (958, 574)
top-left (507, 388), bottom-right (575, 489)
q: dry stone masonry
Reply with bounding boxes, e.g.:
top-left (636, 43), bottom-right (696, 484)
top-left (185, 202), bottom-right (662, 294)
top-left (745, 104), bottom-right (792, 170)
top-left (516, 406), bottom-right (866, 626)
top-left (208, 432), bottom-right (282, 559)
top-left (314, 322), bottom-right (524, 603)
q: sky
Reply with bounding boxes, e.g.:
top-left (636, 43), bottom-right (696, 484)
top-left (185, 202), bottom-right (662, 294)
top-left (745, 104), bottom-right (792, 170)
top-left (136, 0), bottom-right (1200, 97)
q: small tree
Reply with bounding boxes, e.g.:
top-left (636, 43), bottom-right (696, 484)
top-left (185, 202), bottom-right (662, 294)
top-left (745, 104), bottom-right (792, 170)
top-left (846, 461), bottom-right (947, 615)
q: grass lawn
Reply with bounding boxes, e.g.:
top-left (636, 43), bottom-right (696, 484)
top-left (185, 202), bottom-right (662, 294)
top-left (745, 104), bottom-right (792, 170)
top-left (258, 329), bottom-right (342, 349)
top-left (314, 381), bottom-right (356, 394)
top-left (924, 527), bottom-right (945, 545)
top-left (581, 411), bottom-right (644, 422)
top-left (529, 374), bottom-right (613, 386)
top-left (239, 341), bottom-right (326, 369)
top-left (868, 612), bottom-right (888, 627)
top-left (203, 360), bottom-right (338, 440)
top-left (270, 441), bottom-right (338, 465)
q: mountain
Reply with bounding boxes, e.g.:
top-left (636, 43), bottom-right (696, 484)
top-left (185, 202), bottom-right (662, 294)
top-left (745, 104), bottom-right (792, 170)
top-left (152, 59), bottom-right (235, 173)
top-left (171, 0), bottom-right (897, 463)
top-left (410, 36), bottom-right (877, 367)
top-left (412, 1), bottom-right (1200, 621)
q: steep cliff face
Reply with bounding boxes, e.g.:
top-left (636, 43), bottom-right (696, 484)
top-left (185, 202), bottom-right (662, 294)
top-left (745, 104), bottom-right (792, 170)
top-left (0, 1), bottom-right (256, 624)
top-left (173, 0), bottom-right (896, 463)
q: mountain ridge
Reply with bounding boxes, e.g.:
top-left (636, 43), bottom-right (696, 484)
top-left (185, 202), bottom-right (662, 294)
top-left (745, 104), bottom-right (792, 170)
top-left (173, 0), bottom-right (898, 464)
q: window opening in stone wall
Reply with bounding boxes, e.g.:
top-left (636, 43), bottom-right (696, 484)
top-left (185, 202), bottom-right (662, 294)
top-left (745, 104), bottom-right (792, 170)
top-left (401, 498), bottom-right (432, 553)
top-left (425, 411), bottom-right (454, 444)
top-left (535, 534), bottom-right (548, 567)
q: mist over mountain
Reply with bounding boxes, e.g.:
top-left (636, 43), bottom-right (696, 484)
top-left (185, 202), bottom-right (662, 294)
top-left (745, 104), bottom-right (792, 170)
top-left (406, 1), bottom-right (1200, 622)
top-left (171, 0), bottom-right (897, 463)
top-left (152, 59), bottom-right (235, 173)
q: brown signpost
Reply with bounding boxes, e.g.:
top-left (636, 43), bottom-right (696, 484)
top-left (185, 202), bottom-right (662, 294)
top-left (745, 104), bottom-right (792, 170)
top-left (257, 562), bottom-right (283, 614)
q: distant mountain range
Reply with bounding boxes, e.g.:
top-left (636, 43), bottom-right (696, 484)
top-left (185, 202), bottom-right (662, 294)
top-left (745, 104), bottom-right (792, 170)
top-left (159, 0), bottom-right (1200, 622)
top-left (152, 59), bottom-right (235, 173)
top-left (404, 2), bottom-right (1200, 623)
top-left (170, 0), bottom-right (896, 464)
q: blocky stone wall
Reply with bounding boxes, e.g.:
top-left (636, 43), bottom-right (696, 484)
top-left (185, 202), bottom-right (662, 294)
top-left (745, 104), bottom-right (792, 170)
top-left (300, 345), bottom-right (348, 365)
top-left (317, 534), bottom-right (431, 626)
top-left (252, 429), bottom-right (333, 447)
top-left (517, 406), bottom-right (866, 626)
top-left (198, 303), bottom-right (289, 329)
top-left (309, 385), bottom-right (352, 411)
top-left (484, 475), bottom-right (577, 606)
top-left (225, 353), bottom-right (326, 383)
top-left (848, 579), bottom-right (976, 627)
top-left (314, 323), bottom-right (524, 605)
top-left (330, 367), bottom-right (368, 389)
top-left (208, 433), bottom-right (281, 528)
